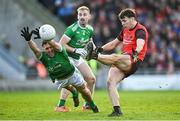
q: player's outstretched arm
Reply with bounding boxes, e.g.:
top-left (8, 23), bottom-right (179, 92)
top-left (102, 38), bottom-right (120, 52)
top-left (48, 40), bottom-right (62, 52)
top-left (21, 27), bottom-right (41, 58)
top-left (32, 27), bottom-right (62, 52)
top-left (28, 40), bottom-right (41, 58)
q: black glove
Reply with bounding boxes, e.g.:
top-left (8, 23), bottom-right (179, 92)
top-left (132, 49), bottom-right (139, 62)
top-left (32, 27), bottom-right (41, 39)
top-left (85, 41), bottom-right (104, 61)
top-left (88, 47), bottom-right (103, 60)
top-left (95, 47), bottom-right (103, 53)
top-left (20, 27), bottom-right (32, 41)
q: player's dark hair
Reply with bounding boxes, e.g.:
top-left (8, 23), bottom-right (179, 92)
top-left (118, 8), bottom-right (136, 19)
top-left (42, 40), bottom-right (48, 46)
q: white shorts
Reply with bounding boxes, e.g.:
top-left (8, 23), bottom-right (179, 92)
top-left (55, 68), bottom-right (85, 90)
top-left (69, 56), bottom-right (86, 67)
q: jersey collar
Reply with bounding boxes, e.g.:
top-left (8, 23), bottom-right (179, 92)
top-left (129, 22), bottom-right (138, 31)
top-left (77, 21), bottom-right (87, 29)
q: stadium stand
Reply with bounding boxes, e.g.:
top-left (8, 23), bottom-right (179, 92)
top-left (39, 0), bottom-right (180, 74)
top-left (0, 0), bottom-right (66, 80)
top-left (0, 0), bottom-right (179, 88)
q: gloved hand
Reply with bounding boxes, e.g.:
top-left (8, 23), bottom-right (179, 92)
top-left (20, 27), bottom-right (32, 41)
top-left (132, 49), bottom-right (139, 62)
top-left (90, 47), bottom-right (103, 60)
top-left (32, 27), bottom-right (41, 39)
top-left (85, 41), bottom-right (104, 61)
top-left (74, 48), bottom-right (87, 58)
top-left (95, 47), bottom-right (103, 53)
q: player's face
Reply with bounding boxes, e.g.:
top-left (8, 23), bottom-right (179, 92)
top-left (43, 43), bottom-right (54, 57)
top-left (77, 10), bottom-right (90, 27)
top-left (120, 17), bottom-right (133, 29)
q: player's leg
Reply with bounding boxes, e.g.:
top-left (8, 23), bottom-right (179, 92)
top-left (97, 54), bottom-right (131, 72)
top-left (59, 87), bottom-right (79, 107)
top-left (56, 58), bottom-right (85, 111)
top-left (55, 85), bottom-right (79, 112)
top-left (54, 79), bottom-right (70, 112)
top-left (74, 84), bottom-right (99, 113)
top-left (58, 83), bottom-right (78, 109)
top-left (57, 57), bottom-right (95, 110)
top-left (76, 58), bottom-right (96, 109)
top-left (59, 88), bottom-right (70, 106)
top-left (64, 85), bottom-right (79, 107)
top-left (106, 66), bottom-right (125, 116)
top-left (77, 59), bottom-right (96, 95)
top-left (68, 68), bottom-right (99, 113)
top-left (86, 42), bottom-right (131, 72)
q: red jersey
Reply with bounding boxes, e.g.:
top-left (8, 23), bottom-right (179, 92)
top-left (118, 23), bottom-right (148, 61)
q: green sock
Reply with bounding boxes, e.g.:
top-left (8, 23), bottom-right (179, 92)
top-left (71, 89), bottom-right (78, 98)
top-left (58, 99), bottom-right (65, 107)
top-left (89, 101), bottom-right (96, 108)
top-left (85, 102), bottom-right (90, 106)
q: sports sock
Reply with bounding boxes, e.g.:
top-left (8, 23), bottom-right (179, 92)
top-left (71, 89), bottom-right (78, 98)
top-left (89, 101), bottom-right (96, 108)
top-left (113, 106), bottom-right (121, 113)
top-left (58, 99), bottom-right (66, 107)
top-left (85, 102), bottom-right (90, 106)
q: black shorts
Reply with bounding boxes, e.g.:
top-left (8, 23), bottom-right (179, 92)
top-left (124, 60), bottom-right (141, 78)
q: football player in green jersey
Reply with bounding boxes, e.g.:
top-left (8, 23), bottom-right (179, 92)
top-left (59, 6), bottom-right (96, 111)
top-left (20, 26), bottom-right (99, 113)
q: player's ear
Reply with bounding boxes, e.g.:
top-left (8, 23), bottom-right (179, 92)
top-left (88, 14), bottom-right (92, 20)
top-left (130, 17), bottom-right (135, 22)
top-left (77, 14), bottom-right (80, 20)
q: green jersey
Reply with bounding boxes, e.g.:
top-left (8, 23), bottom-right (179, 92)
top-left (39, 47), bottom-right (75, 82)
top-left (64, 22), bottom-right (94, 59)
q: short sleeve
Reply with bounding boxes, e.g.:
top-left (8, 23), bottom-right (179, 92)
top-left (38, 52), bottom-right (43, 60)
top-left (39, 52), bottom-right (46, 63)
top-left (135, 29), bottom-right (146, 40)
top-left (64, 27), bottom-right (74, 38)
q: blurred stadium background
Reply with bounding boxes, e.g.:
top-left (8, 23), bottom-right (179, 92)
top-left (0, 0), bottom-right (180, 91)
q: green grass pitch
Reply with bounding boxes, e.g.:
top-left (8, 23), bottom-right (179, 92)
top-left (0, 90), bottom-right (180, 120)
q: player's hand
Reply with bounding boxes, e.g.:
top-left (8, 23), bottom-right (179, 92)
top-left (95, 47), bottom-right (103, 53)
top-left (89, 47), bottom-right (103, 60)
top-left (32, 27), bottom-right (41, 39)
top-left (132, 49), bottom-right (139, 62)
top-left (74, 48), bottom-right (87, 58)
top-left (20, 27), bottom-right (33, 41)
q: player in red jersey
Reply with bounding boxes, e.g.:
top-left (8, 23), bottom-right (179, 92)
top-left (86, 8), bottom-right (148, 116)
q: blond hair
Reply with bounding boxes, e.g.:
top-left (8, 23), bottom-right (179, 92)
top-left (77, 6), bottom-right (90, 13)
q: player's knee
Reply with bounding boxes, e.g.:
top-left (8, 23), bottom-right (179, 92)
top-left (85, 76), bottom-right (96, 85)
top-left (78, 83), bottom-right (86, 90)
top-left (107, 79), bottom-right (116, 89)
top-left (80, 86), bottom-right (91, 96)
